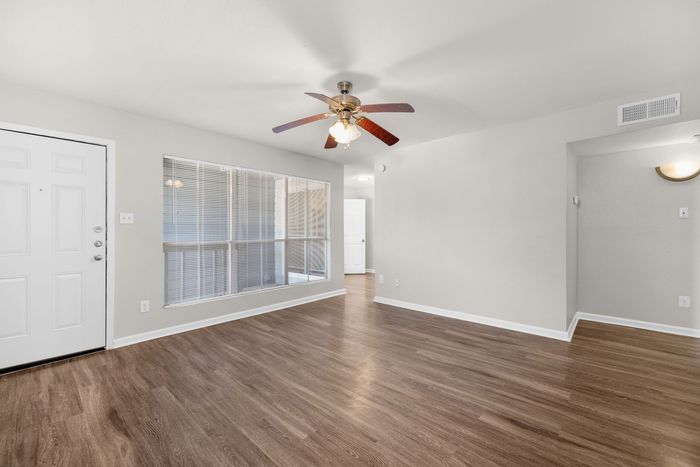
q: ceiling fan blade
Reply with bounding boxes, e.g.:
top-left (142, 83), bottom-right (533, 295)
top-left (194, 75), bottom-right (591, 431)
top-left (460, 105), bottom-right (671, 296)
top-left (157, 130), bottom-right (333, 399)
top-left (355, 117), bottom-right (399, 146)
top-left (272, 113), bottom-right (329, 133)
top-left (324, 134), bottom-right (338, 149)
top-left (305, 92), bottom-right (342, 109)
top-left (360, 103), bottom-right (415, 113)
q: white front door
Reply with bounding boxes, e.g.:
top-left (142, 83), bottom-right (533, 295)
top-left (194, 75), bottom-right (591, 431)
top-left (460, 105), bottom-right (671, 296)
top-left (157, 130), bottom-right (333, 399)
top-left (0, 129), bottom-right (107, 370)
top-left (344, 199), bottom-right (366, 274)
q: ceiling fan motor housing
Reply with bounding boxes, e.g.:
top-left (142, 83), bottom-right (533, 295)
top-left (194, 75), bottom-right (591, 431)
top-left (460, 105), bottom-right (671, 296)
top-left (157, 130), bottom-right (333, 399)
top-left (337, 80), bottom-right (353, 94)
top-left (331, 81), bottom-right (361, 112)
top-left (332, 94), bottom-right (361, 112)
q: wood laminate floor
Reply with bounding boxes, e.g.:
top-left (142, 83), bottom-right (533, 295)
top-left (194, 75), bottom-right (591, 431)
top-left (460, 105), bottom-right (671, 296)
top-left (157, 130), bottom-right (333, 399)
top-left (1, 274), bottom-right (699, 466)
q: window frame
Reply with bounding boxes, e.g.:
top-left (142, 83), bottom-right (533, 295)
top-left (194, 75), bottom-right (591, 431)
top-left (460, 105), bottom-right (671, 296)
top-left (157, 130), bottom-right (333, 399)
top-left (162, 154), bottom-right (331, 308)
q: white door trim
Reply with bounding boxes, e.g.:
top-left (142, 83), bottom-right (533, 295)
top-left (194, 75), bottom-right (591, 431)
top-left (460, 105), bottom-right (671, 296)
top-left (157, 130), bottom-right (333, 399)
top-left (0, 120), bottom-right (116, 349)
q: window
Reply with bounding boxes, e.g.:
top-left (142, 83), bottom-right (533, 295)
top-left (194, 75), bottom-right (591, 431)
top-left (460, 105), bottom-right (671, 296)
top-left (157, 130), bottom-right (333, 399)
top-left (163, 156), bottom-right (329, 306)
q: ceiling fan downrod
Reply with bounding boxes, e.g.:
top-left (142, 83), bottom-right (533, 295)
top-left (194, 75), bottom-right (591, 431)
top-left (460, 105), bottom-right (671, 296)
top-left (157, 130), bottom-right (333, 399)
top-left (337, 81), bottom-right (353, 95)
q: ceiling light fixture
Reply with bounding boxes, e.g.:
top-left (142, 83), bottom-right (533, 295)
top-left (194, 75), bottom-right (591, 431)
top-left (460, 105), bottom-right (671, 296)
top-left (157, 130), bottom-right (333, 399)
top-left (329, 119), bottom-right (361, 145)
top-left (655, 160), bottom-right (700, 182)
top-left (272, 81), bottom-right (414, 150)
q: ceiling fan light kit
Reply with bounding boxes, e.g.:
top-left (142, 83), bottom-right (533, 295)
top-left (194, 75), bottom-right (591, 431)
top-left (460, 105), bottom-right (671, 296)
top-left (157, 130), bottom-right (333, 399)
top-left (272, 81), bottom-right (414, 149)
top-left (329, 119), bottom-right (361, 145)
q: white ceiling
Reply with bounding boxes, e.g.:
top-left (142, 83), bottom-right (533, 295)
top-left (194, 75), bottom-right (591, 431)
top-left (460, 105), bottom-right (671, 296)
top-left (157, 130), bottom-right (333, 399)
top-left (1, 0), bottom-right (700, 173)
top-left (570, 118), bottom-right (700, 156)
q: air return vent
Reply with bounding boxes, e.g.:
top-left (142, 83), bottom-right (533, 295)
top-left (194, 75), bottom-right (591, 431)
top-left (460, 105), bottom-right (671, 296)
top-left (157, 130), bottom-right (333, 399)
top-left (618, 93), bottom-right (680, 126)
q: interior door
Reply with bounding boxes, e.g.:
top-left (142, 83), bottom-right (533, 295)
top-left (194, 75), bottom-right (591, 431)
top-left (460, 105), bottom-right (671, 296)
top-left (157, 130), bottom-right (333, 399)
top-left (0, 129), bottom-right (107, 370)
top-left (344, 199), bottom-right (366, 274)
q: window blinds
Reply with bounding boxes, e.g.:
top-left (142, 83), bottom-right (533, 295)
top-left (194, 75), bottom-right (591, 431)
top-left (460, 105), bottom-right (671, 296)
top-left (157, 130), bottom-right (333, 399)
top-left (163, 157), bottom-right (329, 306)
top-left (233, 170), bottom-right (285, 293)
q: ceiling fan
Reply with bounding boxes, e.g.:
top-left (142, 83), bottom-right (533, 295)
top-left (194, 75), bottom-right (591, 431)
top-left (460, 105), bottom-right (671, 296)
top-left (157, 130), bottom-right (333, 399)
top-left (272, 81), bottom-right (414, 149)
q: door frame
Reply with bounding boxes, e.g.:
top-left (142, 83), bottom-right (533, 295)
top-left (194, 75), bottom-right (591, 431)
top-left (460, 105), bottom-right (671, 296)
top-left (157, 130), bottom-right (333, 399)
top-left (0, 120), bottom-right (117, 349)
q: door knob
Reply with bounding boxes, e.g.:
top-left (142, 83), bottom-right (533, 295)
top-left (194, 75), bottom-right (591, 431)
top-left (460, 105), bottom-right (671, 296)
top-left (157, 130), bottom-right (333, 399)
top-left (362, 239), bottom-right (365, 243)
top-left (93, 254), bottom-right (103, 261)
top-left (94, 240), bottom-right (103, 247)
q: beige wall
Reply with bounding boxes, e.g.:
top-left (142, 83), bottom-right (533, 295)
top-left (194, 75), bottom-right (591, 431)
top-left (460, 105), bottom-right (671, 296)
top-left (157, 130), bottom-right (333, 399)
top-left (0, 81), bottom-right (344, 340)
top-left (578, 144), bottom-right (700, 329)
top-left (374, 78), bottom-right (700, 332)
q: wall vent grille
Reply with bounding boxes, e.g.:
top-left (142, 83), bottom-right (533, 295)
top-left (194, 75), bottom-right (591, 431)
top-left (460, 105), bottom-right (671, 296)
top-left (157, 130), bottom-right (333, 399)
top-left (618, 93), bottom-right (680, 126)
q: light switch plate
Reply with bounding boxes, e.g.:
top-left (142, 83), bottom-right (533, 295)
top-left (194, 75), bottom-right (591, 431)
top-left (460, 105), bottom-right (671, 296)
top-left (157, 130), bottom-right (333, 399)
top-left (678, 296), bottom-right (691, 308)
top-left (140, 300), bottom-right (150, 313)
top-left (120, 212), bottom-right (134, 224)
top-left (679, 207), bottom-right (689, 219)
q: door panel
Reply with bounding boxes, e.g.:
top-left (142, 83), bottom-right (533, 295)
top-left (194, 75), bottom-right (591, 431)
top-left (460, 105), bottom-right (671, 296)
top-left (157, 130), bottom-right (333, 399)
top-left (0, 181), bottom-right (29, 254)
top-left (344, 199), bottom-right (366, 274)
top-left (0, 277), bottom-right (28, 338)
top-left (52, 152), bottom-right (85, 174)
top-left (53, 273), bottom-right (83, 329)
top-left (0, 129), bottom-right (106, 370)
top-left (53, 185), bottom-right (85, 253)
top-left (0, 144), bottom-right (29, 169)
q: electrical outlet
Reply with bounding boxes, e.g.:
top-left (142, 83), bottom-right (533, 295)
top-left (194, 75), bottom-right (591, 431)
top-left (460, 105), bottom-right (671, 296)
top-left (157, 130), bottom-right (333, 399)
top-left (394, 279), bottom-right (400, 287)
top-left (678, 296), bottom-right (691, 308)
top-left (120, 212), bottom-right (134, 224)
top-left (140, 300), bottom-right (150, 313)
top-left (378, 274), bottom-right (384, 284)
top-left (679, 207), bottom-right (689, 219)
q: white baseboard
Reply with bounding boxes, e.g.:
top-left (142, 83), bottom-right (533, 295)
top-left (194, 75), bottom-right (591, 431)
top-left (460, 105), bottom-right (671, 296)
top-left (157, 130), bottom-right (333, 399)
top-left (566, 313), bottom-right (580, 341)
top-left (373, 296), bottom-right (570, 341)
top-left (571, 311), bottom-right (700, 339)
top-left (113, 289), bottom-right (347, 348)
top-left (365, 268), bottom-right (376, 274)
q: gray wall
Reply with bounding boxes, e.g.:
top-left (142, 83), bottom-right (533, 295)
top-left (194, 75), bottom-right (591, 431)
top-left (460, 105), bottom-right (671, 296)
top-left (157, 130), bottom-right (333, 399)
top-left (374, 78), bottom-right (700, 333)
top-left (0, 80), bottom-right (345, 340)
top-left (578, 144), bottom-right (700, 329)
top-left (374, 124), bottom-right (570, 331)
top-left (344, 184), bottom-right (374, 270)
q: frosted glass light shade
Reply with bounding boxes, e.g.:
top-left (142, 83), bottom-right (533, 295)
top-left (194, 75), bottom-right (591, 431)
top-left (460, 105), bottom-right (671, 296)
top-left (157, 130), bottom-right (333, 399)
top-left (329, 121), bottom-right (361, 144)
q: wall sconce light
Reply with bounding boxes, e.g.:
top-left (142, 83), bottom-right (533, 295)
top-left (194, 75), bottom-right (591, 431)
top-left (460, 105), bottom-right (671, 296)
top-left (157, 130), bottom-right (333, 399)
top-left (655, 160), bottom-right (700, 182)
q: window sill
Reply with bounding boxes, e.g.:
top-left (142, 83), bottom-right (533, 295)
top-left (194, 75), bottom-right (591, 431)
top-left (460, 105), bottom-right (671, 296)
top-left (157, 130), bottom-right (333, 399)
top-left (163, 277), bottom-right (331, 309)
